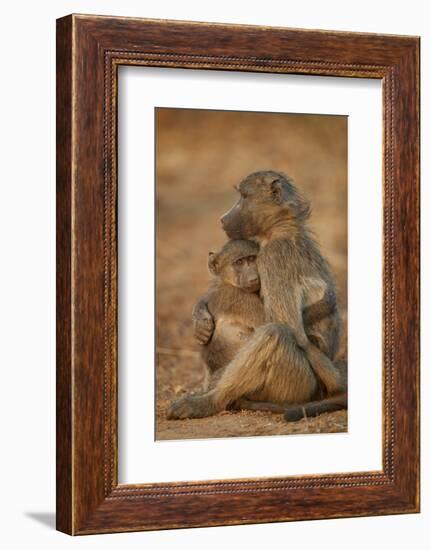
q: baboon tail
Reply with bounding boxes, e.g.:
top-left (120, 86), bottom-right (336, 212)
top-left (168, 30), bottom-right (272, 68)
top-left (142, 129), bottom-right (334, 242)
top-left (284, 393), bottom-right (347, 422)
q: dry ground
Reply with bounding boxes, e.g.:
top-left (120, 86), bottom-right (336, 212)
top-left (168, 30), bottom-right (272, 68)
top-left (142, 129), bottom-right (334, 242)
top-left (155, 108), bottom-right (348, 440)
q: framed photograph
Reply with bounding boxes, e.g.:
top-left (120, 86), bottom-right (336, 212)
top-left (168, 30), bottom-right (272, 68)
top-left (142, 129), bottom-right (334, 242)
top-left (56, 14), bottom-right (420, 534)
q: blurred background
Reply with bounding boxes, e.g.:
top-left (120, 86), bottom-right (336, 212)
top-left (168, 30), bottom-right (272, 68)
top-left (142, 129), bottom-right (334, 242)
top-left (155, 107), bottom-right (347, 440)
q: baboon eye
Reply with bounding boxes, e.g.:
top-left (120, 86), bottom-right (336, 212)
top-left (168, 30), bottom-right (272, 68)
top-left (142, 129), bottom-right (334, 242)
top-left (234, 258), bottom-right (244, 267)
top-left (248, 255), bottom-right (256, 262)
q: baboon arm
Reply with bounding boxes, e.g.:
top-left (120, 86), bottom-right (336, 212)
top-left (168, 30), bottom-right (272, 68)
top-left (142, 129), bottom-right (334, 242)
top-left (288, 300), bottom-right (343, 394)
top-left (192, 294), bottom-right (215, 345)
top-left (303, 289), bottom-right (336, 326)
top-left (302, 343), bottom-right (344, 394)
top-left (265, 284), bottom-right (310, 348)
top-left (264, 283), bottom-right (343, 395)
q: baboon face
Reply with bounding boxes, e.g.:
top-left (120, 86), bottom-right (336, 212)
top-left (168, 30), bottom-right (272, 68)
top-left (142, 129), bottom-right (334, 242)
top-left (208, 240), bottom-right (260, 293)
top-left (220, 171), bottom-right (310, 240)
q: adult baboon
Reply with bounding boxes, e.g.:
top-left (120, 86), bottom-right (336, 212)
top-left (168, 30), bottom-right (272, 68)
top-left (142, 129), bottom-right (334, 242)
top-left (197, 239), bottom-right (337, 392)
top-left (168, 171), bottom-right (346, 420)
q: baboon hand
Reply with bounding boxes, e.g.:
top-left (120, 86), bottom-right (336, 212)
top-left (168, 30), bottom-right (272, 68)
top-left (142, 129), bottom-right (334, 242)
top-left (167, 394), bottom-right (218, 419)
top-left (192, 310), bottom-right (214, 345)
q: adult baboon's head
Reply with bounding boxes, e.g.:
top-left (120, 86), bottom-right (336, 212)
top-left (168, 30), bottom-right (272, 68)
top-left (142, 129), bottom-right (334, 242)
top-left (220, 171), bottom-right (310, 241)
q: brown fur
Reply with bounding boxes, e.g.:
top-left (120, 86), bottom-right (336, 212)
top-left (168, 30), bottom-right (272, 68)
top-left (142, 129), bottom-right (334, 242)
top-left (202, 240), bottom-right (265, 377)
top-left (168, 171), bottom-right (346, 420)
top-left (198, 240), bottom-right (337, 388)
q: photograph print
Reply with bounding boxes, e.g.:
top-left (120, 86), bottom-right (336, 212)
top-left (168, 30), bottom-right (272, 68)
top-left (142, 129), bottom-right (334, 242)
top-left (155, 107), bottom-right (347, 441)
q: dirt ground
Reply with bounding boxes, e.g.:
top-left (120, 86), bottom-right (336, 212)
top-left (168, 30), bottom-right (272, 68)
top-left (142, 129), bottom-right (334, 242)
top-left (155, 108), bottom-right (348, 440)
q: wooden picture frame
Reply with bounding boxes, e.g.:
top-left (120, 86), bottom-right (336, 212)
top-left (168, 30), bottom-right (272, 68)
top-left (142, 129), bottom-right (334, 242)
top-left (56, 14), bottom-right (420, 535)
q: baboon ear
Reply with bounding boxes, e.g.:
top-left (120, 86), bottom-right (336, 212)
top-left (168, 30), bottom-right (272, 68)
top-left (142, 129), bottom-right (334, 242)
top-left (270, 178), bottom-right (283, 204)
top-left (208, 252), bottom-right (219, 275)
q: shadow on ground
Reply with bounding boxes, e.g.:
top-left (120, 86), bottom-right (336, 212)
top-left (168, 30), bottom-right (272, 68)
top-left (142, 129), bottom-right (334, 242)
top-left (25, 512), bottom-right (56, 530)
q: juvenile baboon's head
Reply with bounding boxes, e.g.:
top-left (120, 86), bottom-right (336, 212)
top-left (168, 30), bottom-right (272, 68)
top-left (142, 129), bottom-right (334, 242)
top-left (220, 171), bottom-right (310, 240)
top-left (208, 239), bottom-right (260, 293)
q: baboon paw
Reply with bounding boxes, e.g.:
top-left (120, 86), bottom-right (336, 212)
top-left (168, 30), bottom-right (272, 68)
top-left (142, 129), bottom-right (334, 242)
top-left (167, 395), bottom-right (217, 419)
top-left (193, 318), bottom-right (214, 345)
top-left (167, 397), bottom-right (194, 420)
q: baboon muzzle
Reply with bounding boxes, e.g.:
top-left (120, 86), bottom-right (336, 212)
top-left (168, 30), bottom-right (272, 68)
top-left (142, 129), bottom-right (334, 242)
top-left (220, 205), bottom-right (243, 239)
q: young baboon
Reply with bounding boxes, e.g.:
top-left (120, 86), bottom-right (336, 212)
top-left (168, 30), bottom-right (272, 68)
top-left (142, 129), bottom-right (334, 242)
top-left (168, 171), bottom-right (346, 421)
top-left (201, 239), bottom-right (264, 382)
top-left (198, 239), bottom-right (337, 392)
